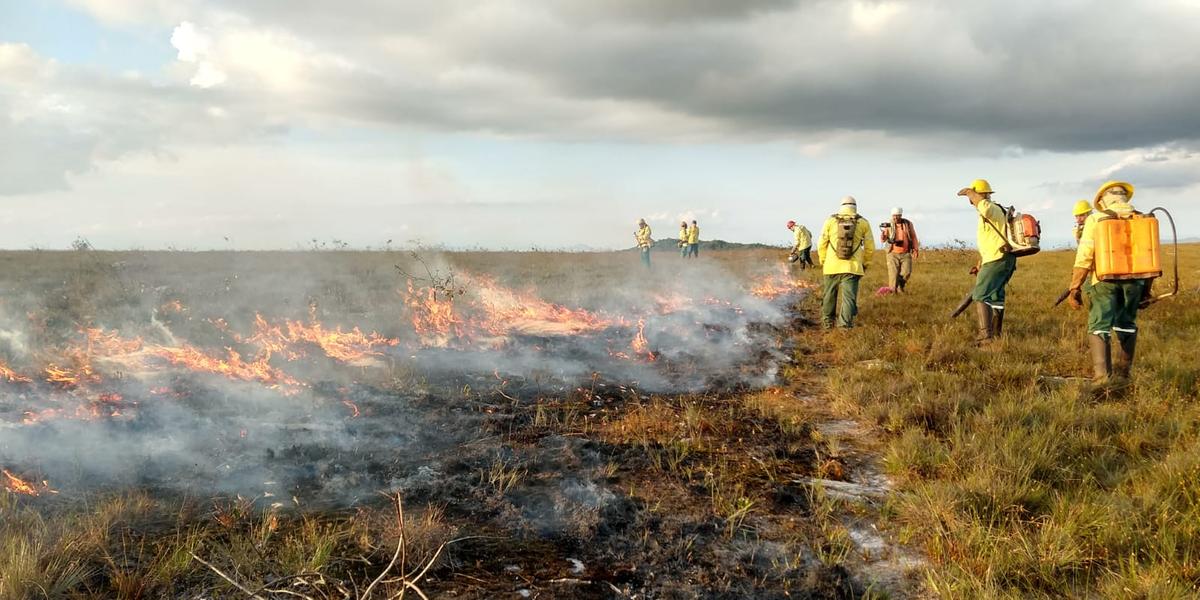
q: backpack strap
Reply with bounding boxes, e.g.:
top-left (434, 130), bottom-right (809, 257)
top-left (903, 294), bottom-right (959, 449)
top-left (980, 204), bottom-right (1013, 253)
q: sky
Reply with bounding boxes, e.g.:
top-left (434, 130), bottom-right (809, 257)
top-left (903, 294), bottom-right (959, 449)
top-left (1, 0), bottom-right (1198, 250)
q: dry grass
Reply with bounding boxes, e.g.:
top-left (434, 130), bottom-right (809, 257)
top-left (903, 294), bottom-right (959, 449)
top-left (806, 243), bottom-right (1200, 598)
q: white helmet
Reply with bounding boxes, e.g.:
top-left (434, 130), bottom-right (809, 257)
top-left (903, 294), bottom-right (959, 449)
top-left (891, 207), bottom-right (903, 216)
top-left (840, 195), bottom-right (857, 206)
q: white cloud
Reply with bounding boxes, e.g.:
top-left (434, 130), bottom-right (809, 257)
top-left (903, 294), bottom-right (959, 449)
top-left (170, 21), bottom-right (208, 62)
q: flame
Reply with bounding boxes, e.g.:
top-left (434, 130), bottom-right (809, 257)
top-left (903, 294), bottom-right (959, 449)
top-left (151, 345), bottom-right (302, 392)
top-left (341, 399), bottom-right (361, 418)
top-left (749, 269), bottom-right (811, 300)
top-left (471, 275), bottom-right (612, 337)
top-left (2, 469), bottom-right (56, 496)
top-left (402, 274), bottom-right (613, 347)
top-left (631, 318), bottom-right (656, 361)
top-left (0, 360), bottom-right (32, 383)
top-left (248, 312), bottom-right (398, 362)
top-left (403, 281), bottom-right (467, 348)
top-left (21, 392), bottom-right (132, 425)
top-left (43, 328), bottom-right (144, 387)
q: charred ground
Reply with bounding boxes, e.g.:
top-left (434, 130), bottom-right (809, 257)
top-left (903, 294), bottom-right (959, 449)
top-left (0, 249), bottom-right (908, 599)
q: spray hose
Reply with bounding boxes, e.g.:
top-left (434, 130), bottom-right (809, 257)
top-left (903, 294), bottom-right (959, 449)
top-left (1148, 207), bottom-right (1180, 300)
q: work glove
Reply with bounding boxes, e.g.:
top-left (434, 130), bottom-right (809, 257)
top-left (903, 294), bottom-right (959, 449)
top-left (1067, 267), bottom-right (1090, 311)
top-left (1067, 289), bottom-right (1083, 310)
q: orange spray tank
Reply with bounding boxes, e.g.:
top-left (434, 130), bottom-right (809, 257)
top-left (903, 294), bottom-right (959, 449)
top-left (1093, 213), bottom-right (1162, 281)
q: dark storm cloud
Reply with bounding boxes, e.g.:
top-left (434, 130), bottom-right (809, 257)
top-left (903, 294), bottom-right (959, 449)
top-left (156, 0), bottom-right (1200, 152)
top-left (12, 0), bottom-right (1200, 200)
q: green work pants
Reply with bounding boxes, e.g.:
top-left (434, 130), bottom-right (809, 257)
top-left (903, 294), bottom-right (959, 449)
top-left (972, 253), bottom-right (1017, 309)
top-left (1088, 279), bottom-right (1147, 336)
top-left (822, 273), bottom-right (861, 329)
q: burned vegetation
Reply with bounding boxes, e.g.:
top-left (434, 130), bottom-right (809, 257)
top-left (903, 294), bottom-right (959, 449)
top-left (0, 249), bottom-right (882, 599)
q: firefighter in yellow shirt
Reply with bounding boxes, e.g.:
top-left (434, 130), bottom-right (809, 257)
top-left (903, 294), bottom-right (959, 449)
top-left (686, 220), bottom-right (700, 258)
top-left (1072, 200), bottom-right (1092, 244)
top-left (1067, 181), bottom-right (1153, 390)
top-left (678, 221), bottom-right (689, 258)
top-left (635, 219), bottom-right (653, 268)
top-left (816, 196), bottom-right (874, 329)
top-left (787, 220), bottom-right (814, 269)
top-left (957, 179), bottom-right (1016, 343)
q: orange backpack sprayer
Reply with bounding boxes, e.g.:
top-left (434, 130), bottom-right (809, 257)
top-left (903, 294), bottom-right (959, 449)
top-left (1050, 206), bottom-right (1179, 308)
top-left (1094, 211), bottom-right (1160, 280)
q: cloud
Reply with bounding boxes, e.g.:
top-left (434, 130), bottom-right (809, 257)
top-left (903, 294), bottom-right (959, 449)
top-left (1094, 146), bottom-right (1200, 191)
top-left (47, 1), bottom-right (1200, 153)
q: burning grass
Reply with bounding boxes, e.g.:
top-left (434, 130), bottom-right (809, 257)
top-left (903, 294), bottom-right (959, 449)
top-left (0, 248), bottom-right (879, 598)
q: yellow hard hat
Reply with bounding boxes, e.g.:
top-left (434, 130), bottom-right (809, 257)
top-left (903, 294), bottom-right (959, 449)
top-left (1072, 200), bottom-right (1091, 216)
top-left (1093, 180), bottom-right (1134, 209)
top-left (970, 179), bottom-right (993, 194)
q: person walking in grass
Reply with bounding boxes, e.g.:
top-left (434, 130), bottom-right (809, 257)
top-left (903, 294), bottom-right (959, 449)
top-left (635, 219), bottom-right (653, 268)
top-left (678, 221), bottom-right (689, 258)
top-left (1067, 181), bottom-right (1155, 393)
top-left (787, 220), bottom-right (814, 269)
top-left (686, 220), bottom-right (700, 258)
top-left (816, 196), bottom-right (874, 329)
top-left (957, 179), bottom-right (1015, 344)
top-left (1072, 200), bottom-right (1092, 244)
top-left (880, 207), bottom-right (919, 293)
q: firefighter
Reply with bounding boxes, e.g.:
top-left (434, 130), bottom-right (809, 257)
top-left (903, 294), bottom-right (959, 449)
top-left (957, 179), bottom-right (1016, 343)
top-left (787, 220), bottom-right (813, 268)
top-left (687, 220), bottom-right (700, 258)
top-left (635, 219), bottom-right (653, 268)
top-left (1072, 200), bottom-right (1092, 244)
top-left (1067, 181), bottom-right (1153, 390)
top-left (678, 221), bottom-right (689, 258)
top-left (880, 207), bottom-right (920, 292)
top-left (816, 196), bottom-right (874, 329)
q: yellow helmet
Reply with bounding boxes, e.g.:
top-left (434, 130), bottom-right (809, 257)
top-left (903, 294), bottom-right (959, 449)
top-left (970, 179), bottom-right (993, 194)
top-left (1072, 200), bottom-right (1092, 216)
top-left (1093, 180), bottom-right (1134, 209)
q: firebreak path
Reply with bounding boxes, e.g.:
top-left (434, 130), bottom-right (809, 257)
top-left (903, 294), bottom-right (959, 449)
top-left (790, 340), bottom-right (929, 598)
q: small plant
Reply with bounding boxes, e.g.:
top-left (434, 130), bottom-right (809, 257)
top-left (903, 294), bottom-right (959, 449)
top-left (480, 456), bottom-right (526, 495)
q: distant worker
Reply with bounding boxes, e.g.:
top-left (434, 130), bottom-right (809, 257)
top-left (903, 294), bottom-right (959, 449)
top-left (880, 207), bottom-right (920, 293)
top-left (787, 220), bottom-right (814, 268)
top-left (635, 219), bottom-right (653, 268)
top-left (816, 196), bottom-right (874, 329)
top-left (957, 179), bottom-right (1016, 344)
top-left (678, 221), bottom-right (689, 258)
top-left (1067, 181), bottom-right (1155, 392)
top-left (687, 220), bottom-right (700, 258)
top-left (1072, 200), bottom-right (1092, 244)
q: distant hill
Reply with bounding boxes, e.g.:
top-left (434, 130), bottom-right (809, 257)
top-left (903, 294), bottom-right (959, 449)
top-left (636, 239), bottom-right (784, 252)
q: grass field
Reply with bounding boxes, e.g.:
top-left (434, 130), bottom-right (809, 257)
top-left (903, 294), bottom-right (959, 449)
top-left (0, 244), bottom-right (1196, 598)
top-left (797, 242), bottom-right (1200, 598)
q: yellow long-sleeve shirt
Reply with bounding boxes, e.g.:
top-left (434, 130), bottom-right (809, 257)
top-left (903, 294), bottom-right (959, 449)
top-left (1074, 199), bottom-right (1136, 284)
top-left (817, 210), bottom-right (874, 276)
top-left (975, 199), bottom-right (1010, 264)
top-left (687, 225), bottom-right (699, 244)
top-left (636, 225), bottom-right (653, 248)
top-left (792, 225), bottom-right (812, 250)
top-left (679, 227), bottom-right (689, 244)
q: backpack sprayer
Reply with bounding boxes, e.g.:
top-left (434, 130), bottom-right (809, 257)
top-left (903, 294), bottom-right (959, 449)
top-left (1052, 206), bottom-right (1178, 308)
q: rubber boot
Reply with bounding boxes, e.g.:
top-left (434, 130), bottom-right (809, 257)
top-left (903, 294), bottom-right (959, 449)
top-left (991, 307), bottom-right (1004, 338)
top-left (1087, 334), bottom-right (1112, 398)
top-left (1111, 332), bottom-right (1137, 394)
top-left (974, 302), bottom-right (993, 345)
